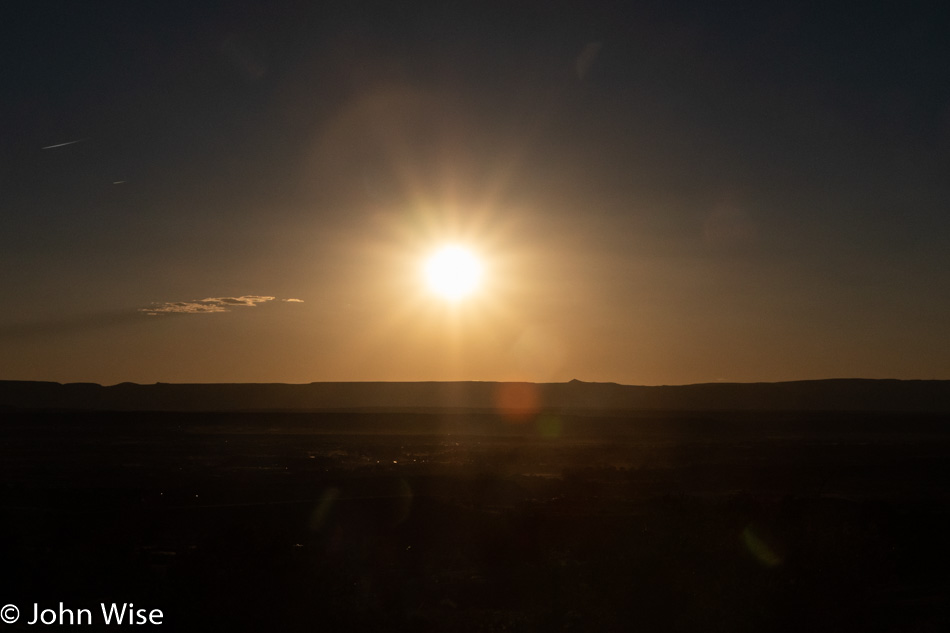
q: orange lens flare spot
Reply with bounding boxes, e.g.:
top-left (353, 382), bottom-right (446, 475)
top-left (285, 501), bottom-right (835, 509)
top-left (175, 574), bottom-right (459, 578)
top-left (493, 382), bottom-right (540, 424)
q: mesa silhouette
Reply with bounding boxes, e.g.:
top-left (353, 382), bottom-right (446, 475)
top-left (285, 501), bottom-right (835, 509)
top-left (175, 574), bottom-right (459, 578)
top-left (2, 378), bottom-right (948, 413)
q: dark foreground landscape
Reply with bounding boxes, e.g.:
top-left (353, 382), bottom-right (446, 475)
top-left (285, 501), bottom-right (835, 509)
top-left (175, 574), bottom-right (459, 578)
top-left (2, 382), bottom-right (950, 631)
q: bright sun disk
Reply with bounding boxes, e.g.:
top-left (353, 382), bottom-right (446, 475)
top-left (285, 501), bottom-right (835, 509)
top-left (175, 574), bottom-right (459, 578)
top-left (424, 245), bottom-right (482, 300)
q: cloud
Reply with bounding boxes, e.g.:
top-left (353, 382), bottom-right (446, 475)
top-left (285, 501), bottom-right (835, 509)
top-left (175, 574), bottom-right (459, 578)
top-left (200, 296), bottom-right (275, 307)
top-left (141, 302), bottom-right (229, 315)
top-left (41, 138), bottom-right (89, 150)
top-left (140, 295), bottom-right (278, 316)
top-left (283, 298), bottom-right (304, 303)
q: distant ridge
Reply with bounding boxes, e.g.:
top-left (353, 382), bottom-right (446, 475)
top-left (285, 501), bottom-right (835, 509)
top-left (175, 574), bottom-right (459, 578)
top-left (1, 379), bottom-right (949, 413)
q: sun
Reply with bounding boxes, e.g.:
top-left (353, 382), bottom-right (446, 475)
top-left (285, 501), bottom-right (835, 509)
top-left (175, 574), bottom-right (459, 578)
top-left (424, 245), bottom-right (483, 300)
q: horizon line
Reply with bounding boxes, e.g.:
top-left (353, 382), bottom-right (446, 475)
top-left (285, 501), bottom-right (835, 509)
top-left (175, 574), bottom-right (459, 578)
top-left (2, 377), bottom-right (947, 388)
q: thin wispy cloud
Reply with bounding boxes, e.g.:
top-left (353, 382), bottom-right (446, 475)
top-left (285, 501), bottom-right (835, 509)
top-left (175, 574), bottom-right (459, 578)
top-left (200, 296), bottom-right (275, 307)
top-left (283, 298), bottom-right (304, 303)
top-left (142, 302), bottom-right (230, 315)
top-left (141, 295), bottom-right (280, 316)
top-left (41, 138), bottom-right (89, 150)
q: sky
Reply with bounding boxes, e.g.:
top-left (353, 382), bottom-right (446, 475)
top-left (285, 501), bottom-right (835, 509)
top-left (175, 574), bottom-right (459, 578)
top-left (1, 0), bottom-right (948, 385)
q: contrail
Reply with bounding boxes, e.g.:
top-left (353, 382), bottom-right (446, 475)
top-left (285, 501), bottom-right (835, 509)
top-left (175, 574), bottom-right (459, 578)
top-left (41, 138), bottom-right (89, 150)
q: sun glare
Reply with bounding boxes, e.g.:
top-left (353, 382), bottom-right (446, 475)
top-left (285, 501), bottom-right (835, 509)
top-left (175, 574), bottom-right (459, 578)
top-left (424, 245), bottom-right (482, 300)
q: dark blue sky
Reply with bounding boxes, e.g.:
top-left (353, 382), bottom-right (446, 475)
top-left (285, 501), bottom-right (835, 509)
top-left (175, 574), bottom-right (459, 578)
top-left (2, 0), bottom-right (948, 384)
